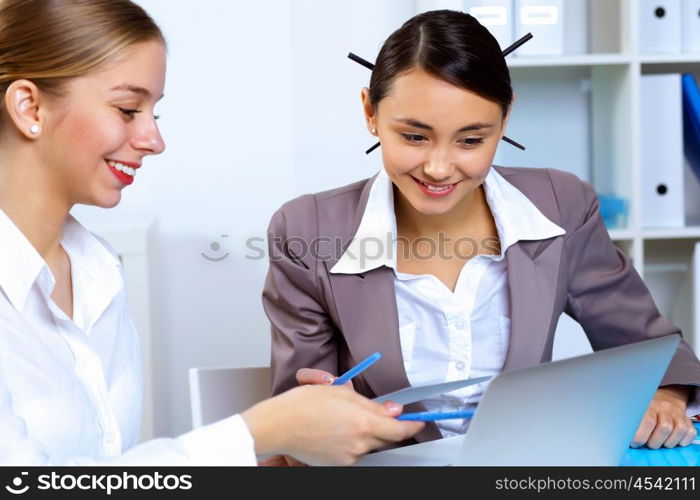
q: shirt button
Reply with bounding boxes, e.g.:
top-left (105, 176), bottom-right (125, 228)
top-left (104, 432), bottom-right (116, 445)
top-left (455, 320), bottom-right (465, 330)
top-left (456, 361), bottom-right (465, 370)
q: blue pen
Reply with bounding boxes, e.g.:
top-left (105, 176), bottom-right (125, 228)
top-left (397, 409), bottom-right (475, 421)
top-left (332, 352), bottom-right (382, 386)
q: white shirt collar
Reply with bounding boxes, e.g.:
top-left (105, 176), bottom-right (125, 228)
top-left (0, 209), bottom-right (122, 316)
top-left (330, 168), bottom-right (566, 275)
top-left (0, 209), bottom-right (46, 311)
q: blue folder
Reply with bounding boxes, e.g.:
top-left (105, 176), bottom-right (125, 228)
top-left (682, 73), bottom-right (700, 183)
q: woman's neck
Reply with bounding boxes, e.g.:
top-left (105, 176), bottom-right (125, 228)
top-left (394, 183), bottom-right (491, 238)
top-left (0, 150), bottom-right (71, 260)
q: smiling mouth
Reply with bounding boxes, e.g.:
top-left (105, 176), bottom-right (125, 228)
top-left (106, 160), bottom-right (140, 186)
top-left (106, 160), bottom-right (138, 177)
top-left (410, 176), bottom-right (462, 193)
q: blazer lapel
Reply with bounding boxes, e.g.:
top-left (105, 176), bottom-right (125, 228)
top-left (327, 266), bottom-right (411, 397)
top-left (503, 237), bottom-right (566, 372)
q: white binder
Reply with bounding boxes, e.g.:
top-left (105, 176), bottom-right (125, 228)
top-left (638, 0), bottom-right (682, 54)
top-left (562, 0), bottom-right (588, 55)
top-left (514, 0), bottom-right (564, 56)
top-left (686, 159), bottom-right (700, 226)
top-left (641, 74), bottom-right (684, 228)
top-left (692, 242), bottom-right (699, 353)
top-left (670, 242), bottom-right (700, 354)
top-left (465, 0), bottom-right (514, 50)
top-left (682, 0), bottom-right (700, 52)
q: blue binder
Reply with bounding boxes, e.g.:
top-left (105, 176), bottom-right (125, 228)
top-left (683, 73), bottom-right (700, 183)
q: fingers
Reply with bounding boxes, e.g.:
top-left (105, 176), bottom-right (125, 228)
top-left (295, 368), bottom-right (354, 388)
top-left (277, 385), bottom-right (424, 465)
top-left (663, 417), bottom-right (695, 448)
top-left (631, 409), bottom-right (696, 449)
top-left (631, 412), bottom-right (656, 448)
top-left (258, 455), bottom-right (289, 467)
top-left (679, 420), bottom-right (698, 447)
top-left (646, 415), bottom-right (680, 449)
top-left (318, 388), bottom-right (423, 442)
top-left (370, 416), bottom-right (425, 443)
top-left (283, 455), bottom-right (308, 467)
top-left (296, 368), bottom-right (335, 385)
top-left (381, 400), bottom-right (403, 417)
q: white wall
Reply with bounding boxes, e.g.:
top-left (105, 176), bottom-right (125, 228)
top-left (73, 0), bottom-right (417, 438)
top-left (289, 0), bottom-right (417, 193)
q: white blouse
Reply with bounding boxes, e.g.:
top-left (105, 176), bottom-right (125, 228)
top-left (0, 210), bottom-right (256, 465)
top-left (331, 168), bottom-right (566, 436)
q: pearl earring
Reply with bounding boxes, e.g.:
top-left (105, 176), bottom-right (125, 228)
top-left (371, 127), bottom-right (377, 135)
top-left (29, 125), bottom-right (40, 135)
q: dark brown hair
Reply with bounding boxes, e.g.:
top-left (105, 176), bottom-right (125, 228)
top-left (369, 10), bottom-right (512, 117)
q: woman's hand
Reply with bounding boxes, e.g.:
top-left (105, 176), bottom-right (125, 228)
top-left (265, 368), bottom-right (355, 466)
top-left (263, 368), bottom-right (400, 466)
top-left (296, 366), bottom-right (401, 418)
top-left (241, 385), bottom-right (424, 466)
top-left (631, 385), bottom-right (697, 449)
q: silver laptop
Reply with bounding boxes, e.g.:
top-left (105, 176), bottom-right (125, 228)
top-left (356, 334), bottom-right (681, 466)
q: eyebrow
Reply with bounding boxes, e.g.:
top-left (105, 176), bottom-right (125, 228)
top-left (110, 84), bottom-right (164, 100)
top-left (393, 118), bottom-right (494, 133)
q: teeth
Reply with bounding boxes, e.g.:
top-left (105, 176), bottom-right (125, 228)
top-left (107, 161), bottom-right (136, 177)
top-left (422, 181), bottom-right (450, 192)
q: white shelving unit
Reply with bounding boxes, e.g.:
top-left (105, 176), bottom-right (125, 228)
top-left (508, 54), bottom-right (634, 67)
top-left (415, 0), bottom-right (700, 356)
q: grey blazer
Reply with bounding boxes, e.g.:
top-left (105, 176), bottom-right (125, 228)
top-left (262, 166), bottom-right (700, 443)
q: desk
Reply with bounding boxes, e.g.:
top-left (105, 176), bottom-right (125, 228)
top-left (621, 444), bottom-right (700, 466)
top-left (356, 423), bottom-right (700, 466)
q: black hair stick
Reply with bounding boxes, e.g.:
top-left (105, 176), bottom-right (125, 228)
top-left (348, 52), bottom-right (374, 71)
top-left (502, 33), bottom-right (533, 58)
top-left (365, 142), bottom-right (381, 155)
top-left (501, 135), bottom-right (525, 151)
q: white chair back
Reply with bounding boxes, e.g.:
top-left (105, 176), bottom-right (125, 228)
top-left (188, 366), bottom-right (271, 428)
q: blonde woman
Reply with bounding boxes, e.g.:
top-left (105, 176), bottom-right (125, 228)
top-left (0, 0), bottom-right (422, 466)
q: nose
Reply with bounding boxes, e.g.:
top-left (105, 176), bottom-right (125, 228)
top-left (422, 147), bottom-right (454, 181)
top-left (131, 117), bottom-right (166, 156)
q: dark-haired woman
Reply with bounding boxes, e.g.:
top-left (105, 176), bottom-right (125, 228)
top-left (264, 9), bottom-right (700, 452)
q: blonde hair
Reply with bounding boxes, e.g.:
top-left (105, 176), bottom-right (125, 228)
top-left (0, 0), bottom-right (164, 117)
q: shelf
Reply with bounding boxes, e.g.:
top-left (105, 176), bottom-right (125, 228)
top-left (641, 227), bottom-right (700, 240)
top-left (608, 229), bottom-right (635, 241)
top-left (508, 54), bottom-right (700, 68)
top-left (638, 54), bottom-right (700, 65)
top-left (508, 54), bottom-right (632, 68)
top-left (606, 227), bottom-right (700, 241)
